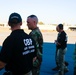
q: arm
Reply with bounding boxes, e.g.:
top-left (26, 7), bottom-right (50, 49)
top-left (0, 61), bottom-right (6, 69)
top-left (33, 57), bottom-right (37, 62)
top-left (55, 40), bottom-right (61, 45)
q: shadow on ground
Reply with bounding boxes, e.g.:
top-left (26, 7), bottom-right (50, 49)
top-left (0, 42), bottom-right (75, 75)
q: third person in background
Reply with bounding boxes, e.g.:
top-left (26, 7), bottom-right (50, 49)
top-left (27, 15), bottom-right (43, 75)
top-left (53, 24), bottom-right (69, 75)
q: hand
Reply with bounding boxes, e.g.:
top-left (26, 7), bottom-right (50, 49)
top-left (33, 57), bottom-right (37, 62)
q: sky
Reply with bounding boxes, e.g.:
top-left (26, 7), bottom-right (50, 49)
top-left (0, 0), bottom-right (76, 25)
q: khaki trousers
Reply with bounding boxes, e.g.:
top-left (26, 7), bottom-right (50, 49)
top-left (57, 48), bottom-right (67, 75)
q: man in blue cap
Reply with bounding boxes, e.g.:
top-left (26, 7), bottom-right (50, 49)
top-left (0, 12), bottom-right (37, 75)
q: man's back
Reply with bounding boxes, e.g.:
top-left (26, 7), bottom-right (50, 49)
top-left (0, 29), bottom-right (36, 74)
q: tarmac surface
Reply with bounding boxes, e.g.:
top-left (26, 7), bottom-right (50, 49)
top-left (0, 27), bottom-right (76, 75)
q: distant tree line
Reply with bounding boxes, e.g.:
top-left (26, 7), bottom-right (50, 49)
top-left (0, 24), bottom-right (4, 26)
top-left (38, 21), bottom-right (44, 25)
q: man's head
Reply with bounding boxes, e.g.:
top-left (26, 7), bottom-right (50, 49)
top-left (56, 24), bottom-right (63, 32)
top-left (8, 12), bottom-right (22, 28)
top-left (27, 15), bottom-right (38, 30)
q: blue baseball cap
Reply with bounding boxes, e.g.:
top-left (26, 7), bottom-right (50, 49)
top-left (8, 12), bottom-right (22, 24)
